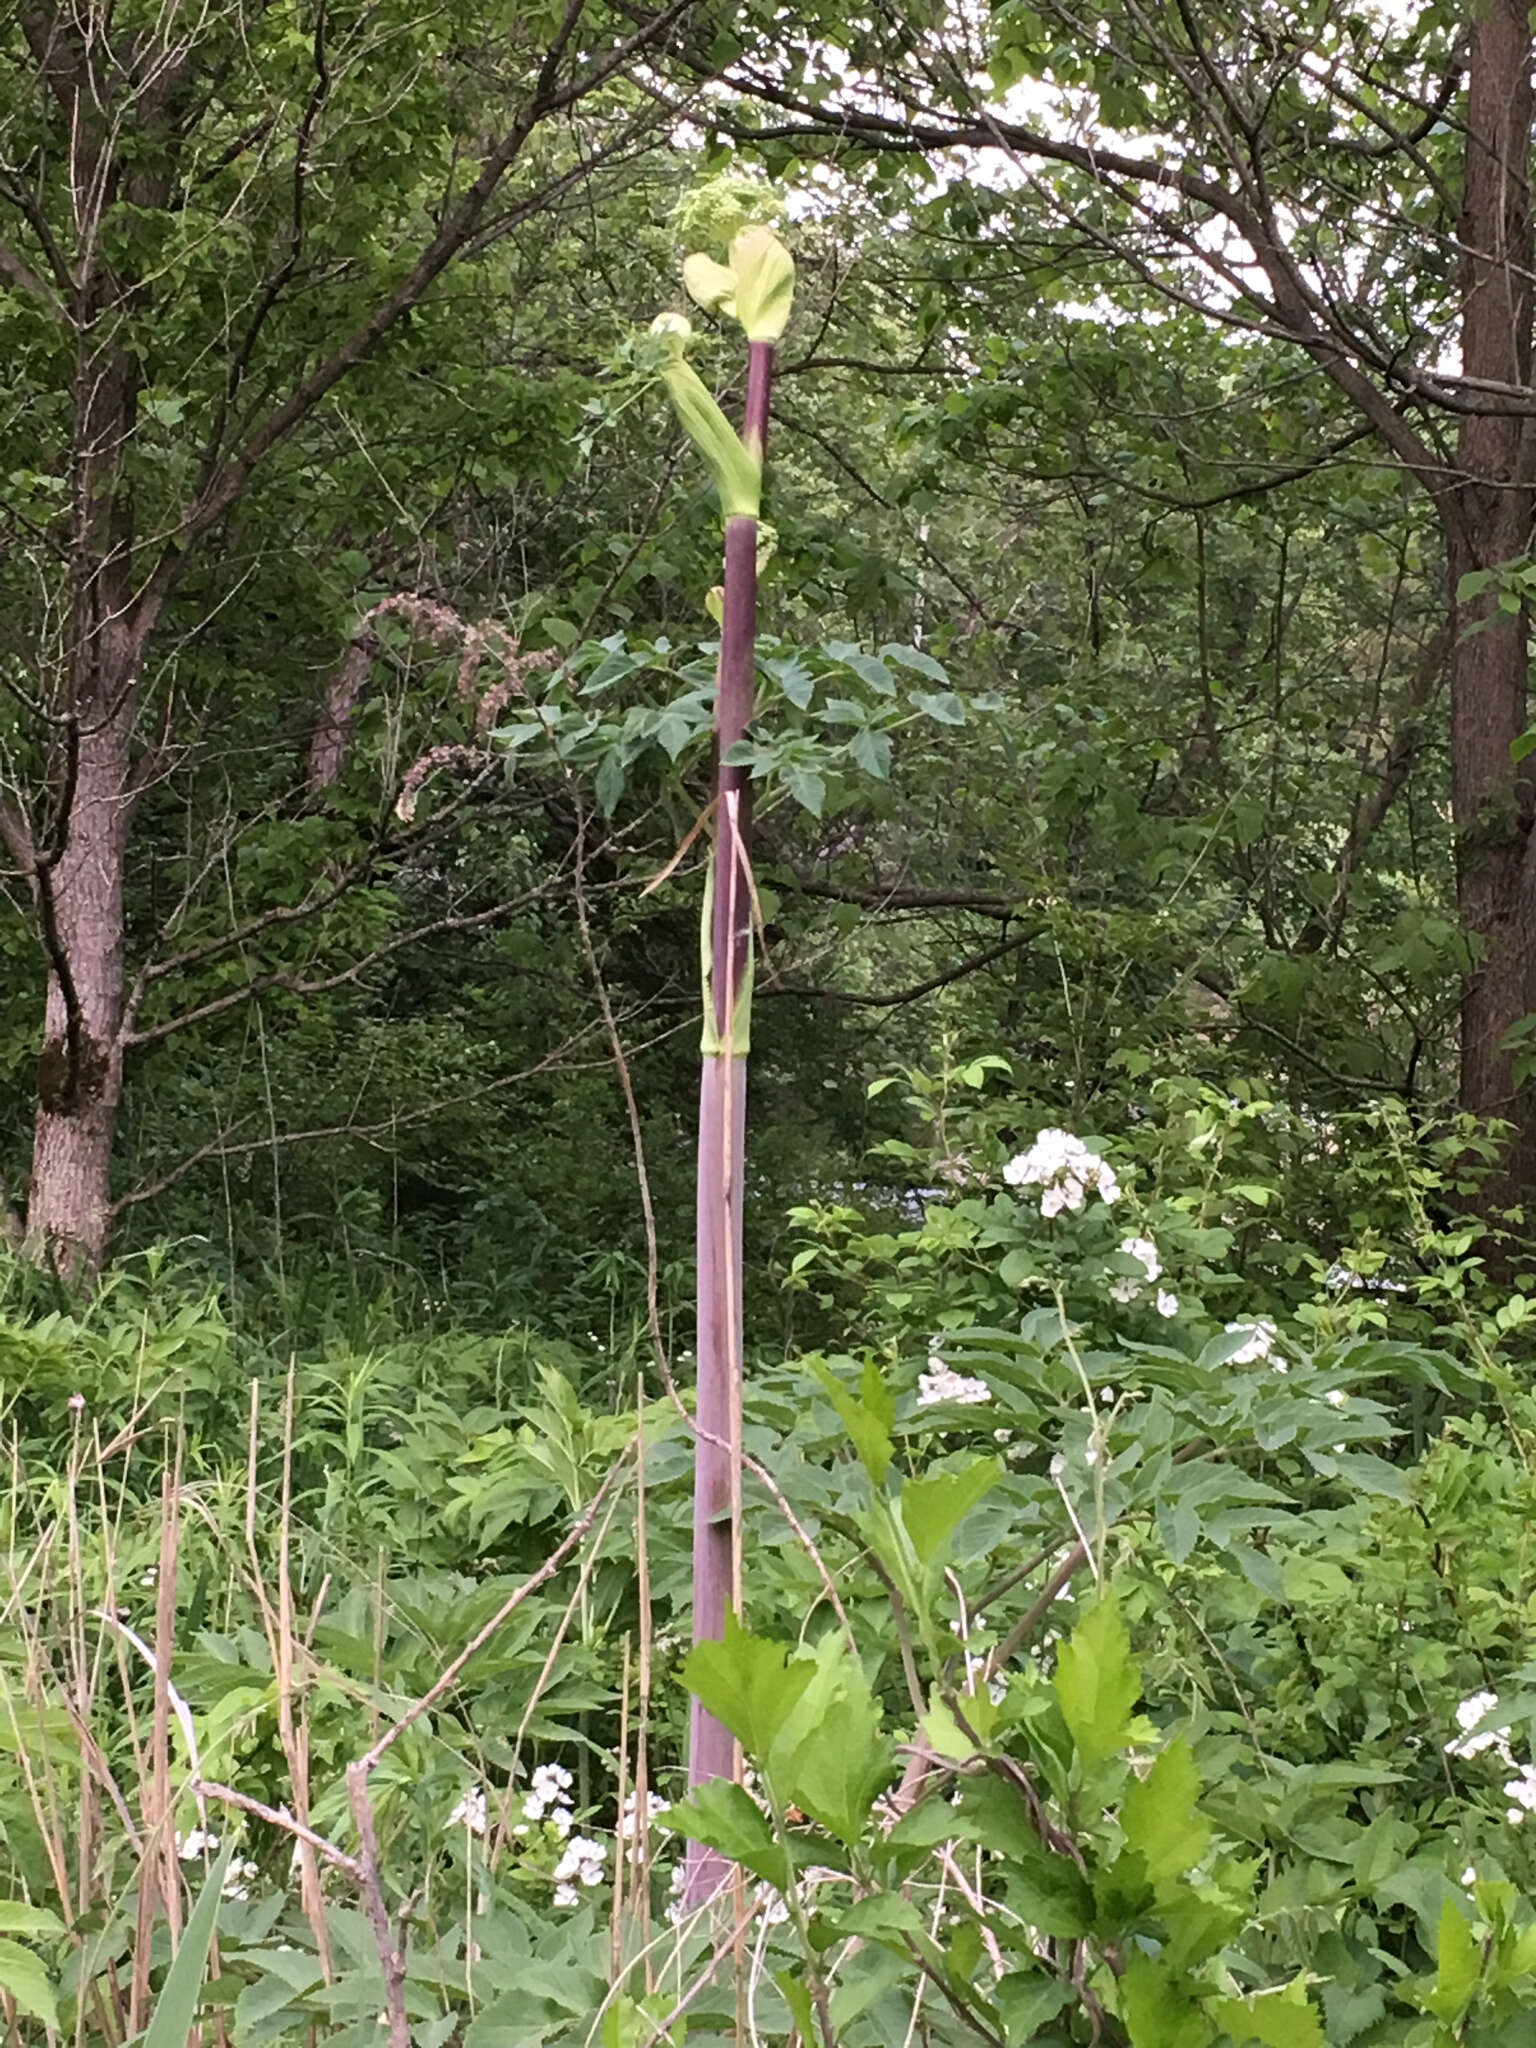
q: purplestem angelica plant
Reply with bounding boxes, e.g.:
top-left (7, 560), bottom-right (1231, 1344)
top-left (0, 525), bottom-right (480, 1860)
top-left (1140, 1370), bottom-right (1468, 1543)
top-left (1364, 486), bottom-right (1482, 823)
top-left (652, 222), bottom-right (794, 1904)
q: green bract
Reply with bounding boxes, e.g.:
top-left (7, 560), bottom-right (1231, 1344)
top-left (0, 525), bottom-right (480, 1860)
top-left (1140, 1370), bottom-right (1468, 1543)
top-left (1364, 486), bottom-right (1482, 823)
top-left (682, 225), bottom-right (796, 343)
top-left (649, 315), bottom-right (761, 519)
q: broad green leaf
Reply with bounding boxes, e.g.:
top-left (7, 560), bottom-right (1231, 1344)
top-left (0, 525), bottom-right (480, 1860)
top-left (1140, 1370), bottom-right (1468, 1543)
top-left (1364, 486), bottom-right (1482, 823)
top-left (656, 351), bottom-right (761, 519)
top-left (1121, 1738), bottom-right (1209, 1886)
top-left (0, 1904), bottom-right (64, 1940)
top-left (900, 1457), bottom-right (1001, 1567)
top-left (664, 1779), bottom-right (789, 1892)
top-left (763, 651), bottom-right (815, 707)
top-left (0, 1937), bottom-right (56, 2030)
top-left (824, 641), bottom-right (897, 694)
top-left (1119, 1951), bottom-right (1215, 2047)
top-left (994, 1970), bottom-right (1072, 2042)
top-left (831, 1893), bottom-right (925, 1948)
top-left (880, 641), bottom-right (949, 683)
top-left (144, 1839), bottom-right (237, 2048)
top-left (1420, 1898), bottom-right (1481, 2022)
top-left (775, 1634), bottom-right (895, 1842)
top-left (726, 226), bottom-right (795, 343)
top-left (682, 1613), bottom-right (816, 1760)
top-left (1211, 1978), bottom-right (1325, 2047)
top-left (909, 688), bottom-right (966, 725)
top-left (1052, 1591), bottom-right (1140, 1769)
top-left (959, 1779), bottom-right (1094, 1936)
top-left (783, 763), bottom-right (826, 816)
top-left (848, 726), bottom-right (893, 779)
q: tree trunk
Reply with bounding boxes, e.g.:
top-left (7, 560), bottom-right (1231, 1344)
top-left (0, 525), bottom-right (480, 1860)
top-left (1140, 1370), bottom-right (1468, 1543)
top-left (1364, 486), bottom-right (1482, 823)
top-left (1446, 0), bottom-right (1536, 1239)
top-left (26, 640), bottom-right (137, 1276)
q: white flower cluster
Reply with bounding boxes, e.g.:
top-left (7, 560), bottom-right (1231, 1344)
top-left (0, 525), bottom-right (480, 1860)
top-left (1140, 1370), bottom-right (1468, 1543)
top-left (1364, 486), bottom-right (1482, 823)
top-left (223, 1856), bottom-right (261, 1901)
top-left (1443, 1691), bottom-right (1536, 1826)
top-left (619, 1789), bottom-right (670, 1842)
top-left (1111, 1235), bottom-right (1160, 1300)
top-left (1003, 1129), bottom-right (1121, 1218)
top-left (177, 1827), bottom-right (219, 1860)
top-left (552, 1833), bottom-right (607, 1906)
top-left (1107, 1235), bottom-right (1180, 1316)
top-left (523, 1762), bottom-right (574, 1838)
top-left (1225, 1318), bottom-right (1282, 1369)
top-left (917, 1356), bottom-right (992, 1408)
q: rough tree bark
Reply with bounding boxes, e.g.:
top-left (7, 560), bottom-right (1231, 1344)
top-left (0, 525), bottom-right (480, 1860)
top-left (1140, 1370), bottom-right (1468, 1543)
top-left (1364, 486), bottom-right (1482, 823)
top-left (1443, 0), bottom-right (1536, 1234)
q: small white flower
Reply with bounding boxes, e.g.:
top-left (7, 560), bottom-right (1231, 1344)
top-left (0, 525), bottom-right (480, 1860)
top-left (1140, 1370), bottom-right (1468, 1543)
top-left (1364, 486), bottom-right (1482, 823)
top-left (1507, 1762), bottom-right (1536, 1823)
top-left (1110, 1236), bottom-right (1160, 1302)
top-left (1083, 1443), bottom-right (1100, 1468)
top-left (1325, 1388), bottom-right (1348, 1409)
top-left (620, 1790), bottom-right (670, 1841)
top-left (1100, 1385), bottom-right (1116, 1404)
top-left (1225, 1319), bottom-right (1278, 1366)
top-left (177, 1827), bottom-right (219, 1861)
top-left (68, 1392), bottom-right (85, 1413)
top-left (1463, 1865), bottom-right (1478, 1886)
top-left (1049, 1452), bottom-right (1067, 1479)
top-left (963, 1652), bottom-right (1008, 1705)
top-left (554, 1882), bottom-right (579, 1907)
top-left (449, 1787), bottom-right (488, 1836)
top-left (917, 1366), bottom-right (992, 1408)
top-left (755, 1882), bottom-right (790, 1926)
top-left (553, 1835), bottom-right (607, 1891)
top-left (1447, 1691), bottom-right (1514, 1763)
top-left (1156, 1289), bottom-right (1179, 1318)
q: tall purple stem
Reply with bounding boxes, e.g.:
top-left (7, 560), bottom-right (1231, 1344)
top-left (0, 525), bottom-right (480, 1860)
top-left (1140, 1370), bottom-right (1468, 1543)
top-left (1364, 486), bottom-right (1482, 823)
top-left (686, 339), bottom-right (775, 1904)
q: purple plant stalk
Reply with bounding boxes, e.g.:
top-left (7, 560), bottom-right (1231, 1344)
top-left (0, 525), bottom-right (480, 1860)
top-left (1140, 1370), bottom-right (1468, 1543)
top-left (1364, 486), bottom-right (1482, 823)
top-left (686, 338), bottom-right (775, 1906)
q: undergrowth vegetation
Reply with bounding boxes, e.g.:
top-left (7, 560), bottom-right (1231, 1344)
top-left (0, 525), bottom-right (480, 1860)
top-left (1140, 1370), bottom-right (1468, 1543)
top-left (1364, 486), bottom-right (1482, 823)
top-left (4, 1069), bottom-right (1536, 2047)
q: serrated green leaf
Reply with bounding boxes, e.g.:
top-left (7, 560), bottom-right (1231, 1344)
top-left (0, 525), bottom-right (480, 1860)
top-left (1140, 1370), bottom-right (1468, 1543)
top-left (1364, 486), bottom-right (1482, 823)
top-left (682, 1613), bottom-right (815, 1759)
top-left (848, 726), bottom-right (893, 779)
top-left (1211, 1977), bottom-right (1325, 2047)
top-left (900, 1457), bottom-right (1001, 1567)
top-left (0, 1938), bottom-right (56, 2030)
top-left (664, 1778), bottom-right (790, 1892)
top-left (808, 1359), bottom-right (894, 1485)
top-left (1119, 1951), bottom-right (1215, 2047)
top-left (1121, 1738), bottom-right (1208, 1887)
top-left (910, 689), bottom-right (966, 725)
top-left (1052, 1591), bottom-right (1140, 1769)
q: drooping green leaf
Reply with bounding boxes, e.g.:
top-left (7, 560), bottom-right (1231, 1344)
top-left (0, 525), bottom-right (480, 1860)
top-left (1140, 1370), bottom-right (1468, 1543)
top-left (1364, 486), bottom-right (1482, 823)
top-left (0, 1937), bottom-right (56, 2030)
top-left (664, 1778), bottom-right (790, 1892)
top-left (900, 1457), bottom-right (1001, 1567)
